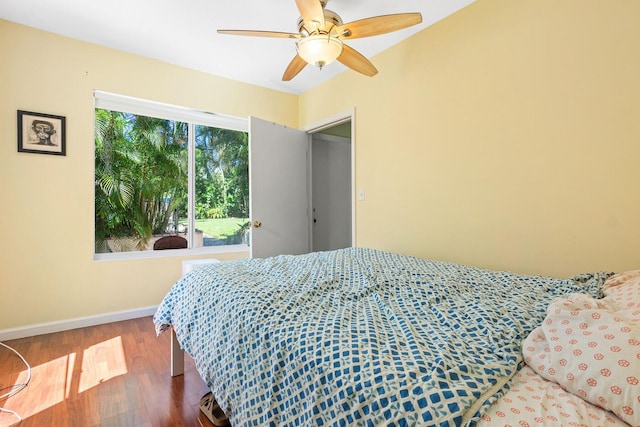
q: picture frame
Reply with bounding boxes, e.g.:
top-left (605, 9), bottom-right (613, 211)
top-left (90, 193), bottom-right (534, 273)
top-left (17, 110), bottom-right (66, 156)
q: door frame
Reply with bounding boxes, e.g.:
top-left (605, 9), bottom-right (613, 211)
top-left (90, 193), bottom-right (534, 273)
top-left (304, 108), bottom-right (356, 248)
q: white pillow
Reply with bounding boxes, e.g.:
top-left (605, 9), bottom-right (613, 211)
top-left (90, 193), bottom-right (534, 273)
top-left (522, 271), bottom-right (640, 426)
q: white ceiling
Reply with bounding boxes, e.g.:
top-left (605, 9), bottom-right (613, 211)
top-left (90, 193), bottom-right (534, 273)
top-left (0, 0), bottom-right (474, 95)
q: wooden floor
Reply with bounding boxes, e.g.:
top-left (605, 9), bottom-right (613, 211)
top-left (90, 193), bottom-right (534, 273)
top-left (0, 317), bottom-right (210, 427)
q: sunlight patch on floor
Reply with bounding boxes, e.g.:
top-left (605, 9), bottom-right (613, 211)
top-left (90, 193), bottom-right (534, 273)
top-left (79, 336), bottom-right (128, 393)
top-left (3, 353), bottom-right (75, 422)
top-left (1, 336), bottom-right (129, 425)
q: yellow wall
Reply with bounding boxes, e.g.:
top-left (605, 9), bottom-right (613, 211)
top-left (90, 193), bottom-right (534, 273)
top-left (301, 0), bottom-right (640, 277)
top-left (0, 20), bottom-right (298, 330)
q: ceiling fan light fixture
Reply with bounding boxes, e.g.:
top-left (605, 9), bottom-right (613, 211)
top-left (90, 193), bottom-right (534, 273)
top-left (296, 34), bottom-right (343, 69)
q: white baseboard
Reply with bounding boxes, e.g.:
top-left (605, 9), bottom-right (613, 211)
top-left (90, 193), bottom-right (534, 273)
top-left (0, 306), bottom-right (158, 341)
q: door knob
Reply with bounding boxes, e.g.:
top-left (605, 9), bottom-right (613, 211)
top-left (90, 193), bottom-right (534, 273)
top-left (253, 220), bottom-right (262, 228)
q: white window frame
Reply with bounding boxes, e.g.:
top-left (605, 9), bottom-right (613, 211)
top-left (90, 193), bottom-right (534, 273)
top-left (93, 90), bottom-right (249, 261)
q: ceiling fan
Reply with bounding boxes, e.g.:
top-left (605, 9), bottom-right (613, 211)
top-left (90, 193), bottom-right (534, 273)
top-left (218, 0), bottom-right (423, 81)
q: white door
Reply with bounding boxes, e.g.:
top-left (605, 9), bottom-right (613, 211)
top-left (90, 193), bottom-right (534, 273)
top-left (249, 117), bottom-right (310, 258)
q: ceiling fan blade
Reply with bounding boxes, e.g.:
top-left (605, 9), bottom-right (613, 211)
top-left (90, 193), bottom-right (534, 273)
top-left (218, 29), bottom-right (301, 39)
top-left (336, 13), bottom-right (422, 39)
top-left (295, 0), bottom-right (325, 31)
top-left (337, 44), bottom-right (378, 77)
top-left (282, 54), bottom-right (308, 81)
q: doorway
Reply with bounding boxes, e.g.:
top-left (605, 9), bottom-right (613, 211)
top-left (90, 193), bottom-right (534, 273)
top-left (248, 112), bottom-right (354, 258)
top-left (309, 119), bottom-right (353, 252)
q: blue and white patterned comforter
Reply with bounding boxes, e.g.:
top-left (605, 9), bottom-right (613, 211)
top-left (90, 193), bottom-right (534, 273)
top-left (153, 248), bottom-right (610, 426)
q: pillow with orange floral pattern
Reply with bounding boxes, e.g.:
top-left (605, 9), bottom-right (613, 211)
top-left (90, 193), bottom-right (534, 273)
top-left (522, 270), bottom-right (640, 426)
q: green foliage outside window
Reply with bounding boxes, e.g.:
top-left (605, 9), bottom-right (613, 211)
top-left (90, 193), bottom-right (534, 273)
top-left (191, 125), bottom-right (249, 220)
top-left (94, 109), bottom-right (248, 253)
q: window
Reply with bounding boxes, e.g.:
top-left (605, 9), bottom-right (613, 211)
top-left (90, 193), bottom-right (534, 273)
top-left (94, 91), bottom-right (249, 257)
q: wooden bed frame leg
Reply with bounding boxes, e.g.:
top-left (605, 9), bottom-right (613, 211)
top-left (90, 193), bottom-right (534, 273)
top-left (170, 327), bottom-right (185, 377)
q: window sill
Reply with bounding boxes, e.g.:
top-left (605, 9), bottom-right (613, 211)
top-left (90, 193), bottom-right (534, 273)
top-left (93, 244), bottom-right (250, 262)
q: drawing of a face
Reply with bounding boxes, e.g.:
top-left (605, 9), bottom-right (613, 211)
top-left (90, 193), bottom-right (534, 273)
top-left (32, 120), bottom-right (56, 145)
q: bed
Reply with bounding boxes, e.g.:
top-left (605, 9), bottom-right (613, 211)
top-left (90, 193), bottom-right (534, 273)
top-left (153, 248), bottom-right (639, 426)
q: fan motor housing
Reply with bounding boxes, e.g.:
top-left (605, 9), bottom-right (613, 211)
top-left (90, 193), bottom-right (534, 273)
top-left (297, 9), bottom-right (343, 36)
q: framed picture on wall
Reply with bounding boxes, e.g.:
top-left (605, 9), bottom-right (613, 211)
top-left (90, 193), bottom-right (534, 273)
top-left (17, 110), bottom-right (66, 156)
